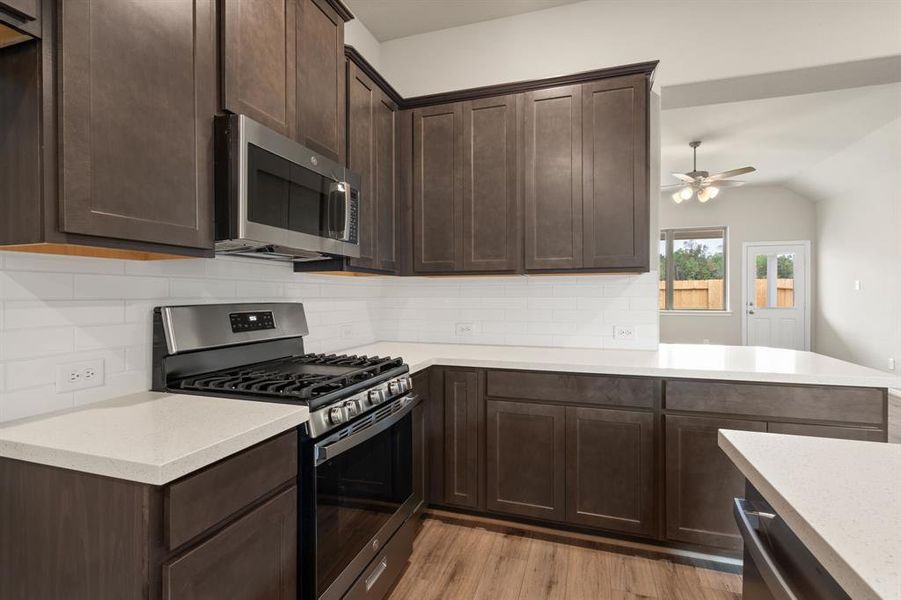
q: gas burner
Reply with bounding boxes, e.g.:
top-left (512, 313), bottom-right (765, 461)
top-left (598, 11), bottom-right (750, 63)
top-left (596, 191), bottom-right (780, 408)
top-left (175, 353), bottom-right (404, 402)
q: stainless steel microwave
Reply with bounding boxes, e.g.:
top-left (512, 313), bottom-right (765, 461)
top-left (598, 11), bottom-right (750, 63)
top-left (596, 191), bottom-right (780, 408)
top-left (214, 114), bottom-right (361, 261)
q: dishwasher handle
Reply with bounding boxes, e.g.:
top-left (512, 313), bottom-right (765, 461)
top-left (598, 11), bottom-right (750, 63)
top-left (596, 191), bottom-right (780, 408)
top-left (734, 497), bottom-right (798, 600)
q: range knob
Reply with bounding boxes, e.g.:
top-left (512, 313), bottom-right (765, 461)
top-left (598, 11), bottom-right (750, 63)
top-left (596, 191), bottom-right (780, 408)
top-left (401, 376), bottom-right (413, 390)
top-left (343, 400), bottom-right (359, 419)
top-left (388, 380), bottom-right (402, 395)
top-left (327, 406), bottom-right (345, 425)
top-left (369, 389), bottom-right (387, 405)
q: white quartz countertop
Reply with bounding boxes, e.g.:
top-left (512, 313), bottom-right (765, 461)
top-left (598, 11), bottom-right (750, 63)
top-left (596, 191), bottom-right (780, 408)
top-left (719, 430), bottom-right (901, 599)
top-left (0, 392), bottom-right (309, 485)
top-left (341, 342), bottom-right (899, 388)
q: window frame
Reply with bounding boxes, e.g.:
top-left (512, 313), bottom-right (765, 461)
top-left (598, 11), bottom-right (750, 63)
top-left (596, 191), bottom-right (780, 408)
top-left (659, 226), bottom-right (729, 313)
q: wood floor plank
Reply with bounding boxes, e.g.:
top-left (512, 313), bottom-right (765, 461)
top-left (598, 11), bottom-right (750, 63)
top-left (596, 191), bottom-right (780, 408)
top-left (388, 517), bottom-right (742, 600)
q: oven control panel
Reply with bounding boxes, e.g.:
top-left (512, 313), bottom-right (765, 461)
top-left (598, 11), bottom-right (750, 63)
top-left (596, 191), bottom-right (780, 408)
top-left (309, 374), bottom-right (413, 437)
top-left (229, 311), bottom-right (275, 333)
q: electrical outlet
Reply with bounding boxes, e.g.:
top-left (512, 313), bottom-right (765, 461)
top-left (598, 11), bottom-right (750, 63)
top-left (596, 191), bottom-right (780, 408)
top-left (890, 358), bottom-right (897, 371)
top-left (613, 325), bottom-right (636, 341)
top-left (854, 280), bottom-right (862, 291)
top-left (455, 322), bottom-right (474, 336)
top-left (56, 359), bottom-right (105, 393)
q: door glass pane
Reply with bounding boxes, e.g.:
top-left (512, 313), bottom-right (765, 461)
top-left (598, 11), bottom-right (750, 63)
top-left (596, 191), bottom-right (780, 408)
top-left (671, 230), bottom-right (725, 310)
top-left (755, 253), bottom-right (795, 308)
top-left (659, 234), bottom-right (666, 309)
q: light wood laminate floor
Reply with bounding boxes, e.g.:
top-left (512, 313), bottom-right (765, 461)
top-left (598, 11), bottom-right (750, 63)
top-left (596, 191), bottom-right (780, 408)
top-left (389, 517), bottom-right (742, 600)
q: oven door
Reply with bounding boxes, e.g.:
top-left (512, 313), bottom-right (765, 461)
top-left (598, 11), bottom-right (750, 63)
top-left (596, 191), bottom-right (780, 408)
top-left (313, 396), bottom-right (418, 600)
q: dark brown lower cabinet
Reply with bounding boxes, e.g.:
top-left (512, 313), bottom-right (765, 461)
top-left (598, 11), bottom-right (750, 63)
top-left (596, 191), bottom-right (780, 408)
top-left (486, 400), bottom-right (565, 520)
top-left (443, 369), bottom-right (481, 509)
top-left (163, 486), bottom-right (297, 599)
top-left (565, 407), bottom-right (655, 536)
top-left (766, 421), bottom-right (885, 441)
top-left (665, 414), bottom-right (766, 550)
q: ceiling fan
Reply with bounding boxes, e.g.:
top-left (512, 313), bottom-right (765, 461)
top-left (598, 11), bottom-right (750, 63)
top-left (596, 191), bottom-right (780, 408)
top-left (664, 141), bottom-right (756, 203)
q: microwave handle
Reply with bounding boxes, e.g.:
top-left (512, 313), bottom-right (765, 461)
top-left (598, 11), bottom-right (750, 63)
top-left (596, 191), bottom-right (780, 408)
top-left (327, 182), bottom-right (353, 242)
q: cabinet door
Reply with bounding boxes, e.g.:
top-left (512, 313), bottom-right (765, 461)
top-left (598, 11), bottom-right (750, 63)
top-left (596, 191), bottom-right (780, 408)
top-left (665, 415), bottom-right (766, 550)
top-left (411, 370), bottom-right (430, 510)
top-left (565, 407), bottom-right (655, 535)
top-left (582, 76), bottom-right (649, 270)
top-left (461, 95), bottom-right (519, 272)
top-left (413, 400), bottom-right (427, 515)
top-left (163, 486), bottom-right (297, 600)
top-left (486, 400), bottom-right (565, 520)
top-left (443, 369), bottom-right (480, 508)
top-left (346, 61), bottom-right (377, 269)
top-left (523, 85), bottom-right (582, 270)
top-left (0, 0), bottom-right (39, 37)
top-left (412, 103), bottom-right (463, 273)
top-left (221, 0), bottom-right (296, 137)
top-left (58, 0), bottom-right (216, 249)
top-left (374, 91), bottom-right (398, 272)
top-left (296, 0), bottom-right (345, 162)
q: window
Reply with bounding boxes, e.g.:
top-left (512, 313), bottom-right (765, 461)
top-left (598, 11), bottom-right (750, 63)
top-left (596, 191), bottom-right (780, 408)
top-left (659, 227), bottom-right (727, 311)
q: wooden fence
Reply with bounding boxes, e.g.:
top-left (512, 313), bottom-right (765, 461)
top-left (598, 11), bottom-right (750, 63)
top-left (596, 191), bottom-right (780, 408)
top-left (659, 279), bottom-right (794, 309)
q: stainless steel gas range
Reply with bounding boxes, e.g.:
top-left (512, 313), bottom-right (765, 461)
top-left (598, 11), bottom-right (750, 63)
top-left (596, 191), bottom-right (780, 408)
top-left (152, 302), bottom-right (419, 600)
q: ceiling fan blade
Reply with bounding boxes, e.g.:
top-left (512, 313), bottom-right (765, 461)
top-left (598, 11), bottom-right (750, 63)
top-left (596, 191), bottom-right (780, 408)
top-left (671, 173), bottom-right (695, 182)
top-left (708, 180), bottom-right (746, 188)
top-left (707, 166), bottom-right (756, 181)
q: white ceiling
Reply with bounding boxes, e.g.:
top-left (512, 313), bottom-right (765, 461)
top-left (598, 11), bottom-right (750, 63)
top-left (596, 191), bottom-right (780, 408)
top-left (344, 0), bottom-right (583, 41)
top-left (660, 83), bottom-right (901, 189)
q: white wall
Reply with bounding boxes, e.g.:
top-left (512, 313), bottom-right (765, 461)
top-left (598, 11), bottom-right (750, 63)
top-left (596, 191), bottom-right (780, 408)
top-left (344, 17), bottom-right (382, 70)
top-left (658, 185), bottom-right (817, 345)
top-left (0, 253), bottom-right (660, 422)
top-left (793, 117), bottom-right (901, 375)
top-left (374, 1), bottom-right (901, 97)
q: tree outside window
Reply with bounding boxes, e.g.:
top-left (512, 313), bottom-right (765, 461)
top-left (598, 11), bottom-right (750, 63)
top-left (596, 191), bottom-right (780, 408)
top-left (659, 227), bottom-right (728, 311)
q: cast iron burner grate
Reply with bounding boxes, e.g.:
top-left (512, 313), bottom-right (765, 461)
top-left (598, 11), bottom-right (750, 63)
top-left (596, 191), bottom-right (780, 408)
top-left (175, 353), bottom-right (403, 401)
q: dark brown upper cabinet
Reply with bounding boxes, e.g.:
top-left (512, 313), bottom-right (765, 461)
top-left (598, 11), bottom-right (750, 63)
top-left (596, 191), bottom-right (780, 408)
top-left (665, 414), bottom-right (766, 550)
top-left (0, 0), bottom-right (40, 38)
top-left (412, 102), bottom-right (464, 273)
top-left (582, 76), bottom-right (649, 270)
top-left (296, 0), bottom-right (349, 163)
top-left (221, 0), bottom-right (297, 137)
top-left (486, 400), bottom-right (565, 521)
top-left (565, 406), bottom-right (655, 536)
top-left (461, 95), bottom-right (520, 272)
top-left (523, 85), bottom-right (583, 270)
top-left (442, 369), bottom-right (481, 509)
top-left (346, 60), bottom-right (398, 273)
top-left (57, 0), bottom-right (217, 251)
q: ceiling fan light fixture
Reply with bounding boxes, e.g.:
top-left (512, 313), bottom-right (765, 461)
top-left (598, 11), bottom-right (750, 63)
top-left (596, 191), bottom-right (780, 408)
top-left (697, 187), bottom-right (712, 203)
top-left (671, 191), bottom-right (684, 204)
top-left (679, 186), bottom-right (693, 200)
top-left (707, 186), bottom-right (720, 199)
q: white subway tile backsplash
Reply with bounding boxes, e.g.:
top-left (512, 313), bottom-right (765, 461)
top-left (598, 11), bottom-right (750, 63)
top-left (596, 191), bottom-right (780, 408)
top-left (0, 250), bottom-right (659, 422)
top-left (74, 274), bottom-right (169, 299)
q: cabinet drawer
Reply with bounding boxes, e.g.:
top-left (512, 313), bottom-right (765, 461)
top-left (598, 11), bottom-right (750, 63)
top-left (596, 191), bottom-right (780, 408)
top-left (767, 421), bottom-right (885, 442)
top-left (343, 514), bottom-right (416, 600)
top-left (165, 431), bottom-right (297, 549)
top-left (163, 486), bottom-right (297, 600)
top-left (665, 380), bottom-right (884, 425)
top-left (487, 369), bottom-right (657, 409)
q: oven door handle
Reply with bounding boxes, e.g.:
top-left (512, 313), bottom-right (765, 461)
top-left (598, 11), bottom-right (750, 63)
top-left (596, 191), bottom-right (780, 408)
top-left (315, 396), bottom-right (417, 465)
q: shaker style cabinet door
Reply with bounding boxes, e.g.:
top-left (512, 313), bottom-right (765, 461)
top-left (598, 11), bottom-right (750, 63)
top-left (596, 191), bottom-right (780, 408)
top-left (443, 369), bottom-right (481, 508)
top-left (346, 61), bottom-right (397, 273)
top-left (582, 75), bottom-right (649, 270)
top-left (522, 85), bottom-right (583, 270)
top-left (221, 0), bottom-right (296, 137)
top-left (564, 407), bottom-right (655, 536)
top-left (412, 103), bottom-right (464, 273)
top-left (486, 400), bottom-right (565, 520)
top-left (665, 415), bottom-right (766, 550)
top-left (461, 95), bottom-right (519, 272)
top-left (58, 0), bottom-right (216, 249)
top-left (296, 0), bottom-right (346, 162)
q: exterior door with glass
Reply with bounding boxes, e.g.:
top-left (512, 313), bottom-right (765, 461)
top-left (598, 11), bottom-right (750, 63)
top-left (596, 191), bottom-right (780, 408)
top-left (742, 242), bottom-right (810, 350)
